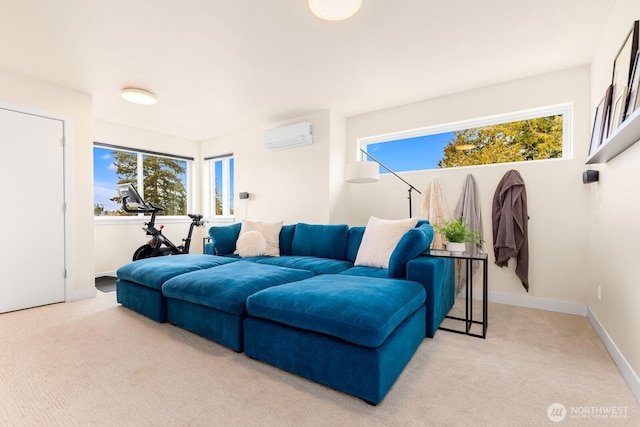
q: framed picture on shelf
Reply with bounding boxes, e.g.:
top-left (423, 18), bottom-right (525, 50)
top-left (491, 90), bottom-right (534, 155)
top-left (611, 86), bottom-right (628, 131)
top-left (589, 85), bottom-right (612, 156)
top-left (610, 21), bottom-right (639, 132)
top-left (625, 50), bottom-right (640, 121)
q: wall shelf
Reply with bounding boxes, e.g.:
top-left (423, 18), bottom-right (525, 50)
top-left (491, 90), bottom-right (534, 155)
top-left (586, 107), bottom-right (640, 164)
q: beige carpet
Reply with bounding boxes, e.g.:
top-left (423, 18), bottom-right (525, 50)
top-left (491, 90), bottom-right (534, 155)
top-left (1, 291), bottom-right (638, 426)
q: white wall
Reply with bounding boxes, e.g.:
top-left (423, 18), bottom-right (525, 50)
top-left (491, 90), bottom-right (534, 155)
top-left (200, 110), bottom-right (345, 225)
top-left (341, 66), bottom-right (592, 307)
top-left (0, 68), bottom-right (95, 300)
top-left (93, 120), bottom-right (200, 276)
top-left (588, 0), bottom-right (640, 398)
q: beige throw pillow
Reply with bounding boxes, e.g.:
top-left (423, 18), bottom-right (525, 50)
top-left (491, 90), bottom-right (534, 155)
top-left (354, 216), bottom-right (418, 269)
top-left (237, 220), bottom-right (283, 257)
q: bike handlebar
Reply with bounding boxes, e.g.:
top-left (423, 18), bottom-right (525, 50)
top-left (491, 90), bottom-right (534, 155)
top-left (121, 196), bottom-right (164, 214)
top-left (121, 196), bottom-right (204, 227)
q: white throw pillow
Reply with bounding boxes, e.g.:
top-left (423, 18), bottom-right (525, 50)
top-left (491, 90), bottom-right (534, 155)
top-left (236, 231), bottom-right (267, 257)
top-left (237, 220), bottom-right (283, 256)
top-left (354, 216), bottom-right (419, 269)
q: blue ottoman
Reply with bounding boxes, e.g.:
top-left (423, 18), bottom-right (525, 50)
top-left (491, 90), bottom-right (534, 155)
top-left (116, 254), bottom-right (238, 322)
top-left (162, 261), bottom-right (314, 352)
top-left (244, 275), bottom-right (426, 404)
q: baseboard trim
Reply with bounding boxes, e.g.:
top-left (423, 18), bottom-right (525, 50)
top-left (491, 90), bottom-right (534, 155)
top-left (471, 289), bottom-right (588, 316)
top-left (66, 287), bottom-right (97, 302)
top-left (587, 308), bottom-right (640, 403)
top-left (467, 289), bottom-right (639, 403)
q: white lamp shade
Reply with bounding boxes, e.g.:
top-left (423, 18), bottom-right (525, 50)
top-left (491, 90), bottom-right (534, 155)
top-left (308, 0), bottom-right (362, 21)
top-left (345, 161), bottom-right (379, 183)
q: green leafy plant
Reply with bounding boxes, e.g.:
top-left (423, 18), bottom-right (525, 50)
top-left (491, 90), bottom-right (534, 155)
top-left (433, 217), bottom-right (483, 245)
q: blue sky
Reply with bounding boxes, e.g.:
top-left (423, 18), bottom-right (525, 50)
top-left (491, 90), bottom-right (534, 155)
top-left (94, 147), bottom-right (122, 211)
top-left (367, 132), bottom-right (455, 173)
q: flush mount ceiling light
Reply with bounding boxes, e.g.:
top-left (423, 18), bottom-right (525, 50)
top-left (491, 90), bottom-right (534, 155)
top-left (308, 0), bottom-right (362, 21)
top-left (121, 87), bottom-right (157, 105)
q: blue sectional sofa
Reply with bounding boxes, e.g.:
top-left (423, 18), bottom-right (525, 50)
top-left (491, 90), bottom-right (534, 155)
top-left (116, 221), bottom-right (454, 404)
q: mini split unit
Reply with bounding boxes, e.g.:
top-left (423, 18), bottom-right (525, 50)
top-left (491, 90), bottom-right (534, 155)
top-left (263, 122), bottom-right (313, 150)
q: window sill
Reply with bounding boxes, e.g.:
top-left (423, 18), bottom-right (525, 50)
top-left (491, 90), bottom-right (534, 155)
top-left (94, 216), bottom-right (194, 226)
top-left (204, 216), bottom-right (235, 225)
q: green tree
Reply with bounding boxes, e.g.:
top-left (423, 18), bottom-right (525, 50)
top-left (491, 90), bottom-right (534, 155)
top-left (108, 151), bottom-right (187, 216)
top-left (142, 155), bottom-right (187, 216)
top-left (213, 187), bottom-right (235, 216)
top-left (214, 186), bottom-right (223, 216)
top-left (94, 203), bottom-right (105, 216)
top-left (438, 115), bottom-right (563, 168)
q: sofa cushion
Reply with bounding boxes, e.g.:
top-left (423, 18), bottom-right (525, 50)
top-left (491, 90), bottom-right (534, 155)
top-left (339, 266), bottom-right (390, 279)
top-left (208, 223), bottom-right (241, 255)
top-left (248, 255), bottom-right (353, 275)
top-left (346, 226), bottom-right (366, 263)
top-left (246, 275), bottom-right (426, 348)
top-left (388, 222), bottom-right (434, 278)
top-left (355, 217), bottom-right (418, 269)
top-left (291, 223), bottom-right (350, 260)
top-left (279, 224), bottom-right (296, 255)
top-left (161, 261), bottom-right (314, 315)
top-left (116, 254), bottom-right (238, 290)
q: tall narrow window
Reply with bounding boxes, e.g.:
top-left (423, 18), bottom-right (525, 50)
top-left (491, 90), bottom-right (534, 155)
top-left (93, 144), bottom-right (192, 216)
top-left (208, 154), bottom-right (234, 217)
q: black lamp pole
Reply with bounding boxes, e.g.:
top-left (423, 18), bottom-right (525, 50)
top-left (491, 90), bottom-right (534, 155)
top-left (359, 148), bottom-right (422, 217)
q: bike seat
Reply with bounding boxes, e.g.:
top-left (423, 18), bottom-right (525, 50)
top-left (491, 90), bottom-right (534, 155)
top-left (188, 213), bottom-right (203, 220)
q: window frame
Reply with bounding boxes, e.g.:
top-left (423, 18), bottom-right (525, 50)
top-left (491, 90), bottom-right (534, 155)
top-left (93, 142), bottom-right (194, 222)
top-left (206, 153), bottom-right (235, 219)
top-left (357, 103), bottom-right (573, 171)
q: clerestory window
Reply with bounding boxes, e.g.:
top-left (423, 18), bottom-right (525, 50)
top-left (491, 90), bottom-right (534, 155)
top-left (359, 104), bottom-right (572, 173)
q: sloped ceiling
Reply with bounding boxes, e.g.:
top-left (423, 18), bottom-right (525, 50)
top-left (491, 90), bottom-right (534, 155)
top-left (0, 0), bottom-right (615, 141)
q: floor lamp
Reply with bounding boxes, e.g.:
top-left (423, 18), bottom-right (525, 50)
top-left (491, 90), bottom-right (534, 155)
top-left (345, 148), bottom-right (422, 217)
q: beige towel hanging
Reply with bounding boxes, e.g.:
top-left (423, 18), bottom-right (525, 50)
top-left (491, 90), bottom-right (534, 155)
top-left (421, 176), bottom-right (450, 249)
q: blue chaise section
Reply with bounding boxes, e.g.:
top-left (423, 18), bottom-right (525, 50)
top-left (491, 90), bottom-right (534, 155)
top-left (162, 261), bottom-right (314, 351)
top-left (116, 254), bottom-right (238, 322)
top-left (244, 275), bottom-right (427, 404)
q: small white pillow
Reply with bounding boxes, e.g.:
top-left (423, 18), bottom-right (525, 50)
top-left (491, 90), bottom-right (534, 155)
top-left (355, 216), bottom-right (419, 269)
top-left (238, 220), bottom-right (283, 256)
top-left (236, 231), bottom-right (267, 257)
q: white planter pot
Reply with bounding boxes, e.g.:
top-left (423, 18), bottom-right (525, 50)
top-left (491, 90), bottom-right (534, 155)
top-left (446, 242), bottom-right (466, 253)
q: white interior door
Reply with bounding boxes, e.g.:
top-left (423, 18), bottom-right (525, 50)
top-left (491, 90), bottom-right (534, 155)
top-left (0, 107), bottom-right (65, 313)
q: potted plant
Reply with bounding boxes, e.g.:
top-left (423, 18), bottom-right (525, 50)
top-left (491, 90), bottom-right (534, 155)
top-left (433, 217), bottom-right (483, 253)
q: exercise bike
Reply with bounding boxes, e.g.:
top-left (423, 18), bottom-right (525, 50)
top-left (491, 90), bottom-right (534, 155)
top-left (117, 183), bottom-right (205, 261)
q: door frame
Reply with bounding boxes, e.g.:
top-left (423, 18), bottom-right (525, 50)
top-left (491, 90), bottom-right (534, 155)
top-left (0, 99), bottom-right (73, 302)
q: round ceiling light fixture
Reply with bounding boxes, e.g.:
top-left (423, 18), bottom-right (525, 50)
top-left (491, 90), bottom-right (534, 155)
top-left (308, 0), bottom-right (362, 21)
top-left (121, 87), bottom-right (157, 105)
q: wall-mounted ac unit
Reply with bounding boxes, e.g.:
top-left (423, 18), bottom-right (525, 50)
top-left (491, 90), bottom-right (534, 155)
top-left (263, 122), bottom-right (313, 150)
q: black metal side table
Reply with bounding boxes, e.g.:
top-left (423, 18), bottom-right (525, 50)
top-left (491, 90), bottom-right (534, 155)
top-left (423, 249), bottom-right (488, 339)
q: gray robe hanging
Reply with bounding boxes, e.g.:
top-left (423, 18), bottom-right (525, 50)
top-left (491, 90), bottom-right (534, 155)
top-left (492, 169), bottom-right (529, 291)
top-left (454, 174), bottom-right (483, 294)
